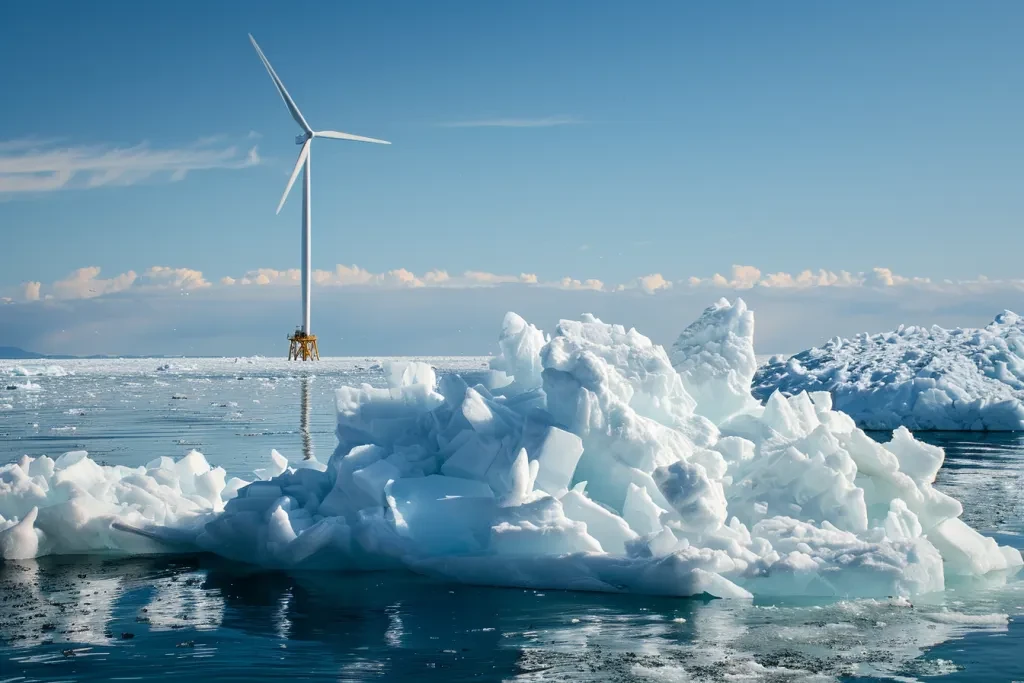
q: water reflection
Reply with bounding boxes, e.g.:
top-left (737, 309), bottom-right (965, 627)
top-left (2, 555), bottom-right (1020, 681)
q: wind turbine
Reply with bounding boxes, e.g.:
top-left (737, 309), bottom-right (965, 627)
top-left (248, 33), bottom-right (390, 361)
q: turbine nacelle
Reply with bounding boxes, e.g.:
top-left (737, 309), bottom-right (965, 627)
top-left (248, 34), bottom-right (391, 214)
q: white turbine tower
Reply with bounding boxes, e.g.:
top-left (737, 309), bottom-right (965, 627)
top-left (249, 34), bottom-right (390, 360)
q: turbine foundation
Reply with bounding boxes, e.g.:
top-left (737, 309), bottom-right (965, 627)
top-left (288, 330), bottom-right (320, 361)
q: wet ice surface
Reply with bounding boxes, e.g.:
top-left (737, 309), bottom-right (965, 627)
top-left (2, 358), bottom-right (1024, 681)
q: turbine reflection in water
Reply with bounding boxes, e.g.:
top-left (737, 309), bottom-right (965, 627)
top-left (300, 374), bottom-right (313, 461)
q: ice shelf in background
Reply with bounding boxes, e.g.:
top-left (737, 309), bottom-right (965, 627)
top-left (2, 299), bottom-right (1021, 600)
top-left (0, 356), bottom-right (490, 379)
top-left (753, 310), bottom-right (1024, 431)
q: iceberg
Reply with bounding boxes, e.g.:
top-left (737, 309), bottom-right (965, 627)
top-left (753, 310), bottom-right (1024, 431)
top-left (5, 364), bottom-right (69, 378)
top-left (1, 299), bottom-right (1020, 600)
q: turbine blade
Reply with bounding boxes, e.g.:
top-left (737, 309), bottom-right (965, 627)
top-left (277, 140), bottom-right (310, 214)
top-left (249, 34), bottom-right (312, 134)
top-left (315, 130), bottom-right (391, 145)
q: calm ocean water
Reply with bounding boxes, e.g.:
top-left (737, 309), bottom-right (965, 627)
top-left (2, 358), bottom-right (1023, 682)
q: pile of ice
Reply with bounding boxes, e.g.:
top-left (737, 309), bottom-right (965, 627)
top-left (0, 451), bottom-right (250, 560)
top-left (3, 364), bottom-right (69, 378)
top-left (2, 298), bottom-right (1021, 600)
top-left (753, 311), bottom-right (1024, 431)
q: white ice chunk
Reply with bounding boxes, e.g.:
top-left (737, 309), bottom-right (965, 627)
top-left (385, 475), bottom-right (496, 556)
top-left (0, 506), bottom-right (40, 560)
top-left (622, 483), bottom-right (666, 536)
top-left (254, 449), bottom-right (289, 481)
top-left (440, 432), bottom-right (502, 482)
top-left (490, 497), bottom-right (602, 556)
top-left (518, 415), bottom-right (584, 497)
top-left (351, 459), bottom-right (402, 508)
top-left (489, 312), bottom-right (548, 393)
top-left (560, 485), bottom-right (638, 555)
top-left (927, 517), bottom-right (1023, 576)
top-left (671, 297), bottom-right (763, 423)
top-left (383, 360), bottom-right (436, 390)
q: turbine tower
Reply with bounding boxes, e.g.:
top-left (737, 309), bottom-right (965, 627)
top-left (248, 34), bottom-right (390, 361)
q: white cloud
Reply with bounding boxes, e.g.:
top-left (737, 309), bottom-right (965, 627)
top-left (757, 269), bottom-right (858, 288)
top-left (310, 265), bottom-right (368, 286)
top-left (462, 271), bottom-right (537, 286)
top-left (10, 265), bottom-right (209, 302)
top-left (139, 266), bottom-right (211, 290)
top-left (617, 273), bottom-right (673, 294)
top-left (685, 265), bottom-right (942, 290)
top-left (439, 115), bottom-right (582, 129)
top-left (729, 265), bottom-right (763, 289)
top-left (50, 267), bottom-right (137, 300)
top-left (550, 277), bottom-right (605, 291)
top-left (236, 268), bottom-right (301, 286)
top-left (232, 266), bottom-right (541, 289)
top-left (21, 281), bottom-right (41, 302)
top-left (375, 268), bottom-right (423, 288)
top-left (424, 270), bottom-right (450, 285)
top-left (639, 274), bottom-right (672, 294)
top-left (865, 267), bottom-right (931, 288)
top-left (0, 137), bottom-right (259, 196)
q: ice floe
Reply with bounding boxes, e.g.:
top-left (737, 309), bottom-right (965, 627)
top-left (753, 310), bottom-right (1024, 431)
top-left (1, 299), bottom-right (1021, 600)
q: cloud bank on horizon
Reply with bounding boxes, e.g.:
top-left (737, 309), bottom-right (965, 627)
top-left (5, 262), bottom-right (1021, 304)
top-left (2, 261), bottom-right (1021, 359)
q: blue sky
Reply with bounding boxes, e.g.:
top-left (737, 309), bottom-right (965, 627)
top-left (1, 1), bottom-right (1022, 355)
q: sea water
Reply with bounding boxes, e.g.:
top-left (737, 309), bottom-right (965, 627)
top-left (2, 359), bottom-right (1023, 682)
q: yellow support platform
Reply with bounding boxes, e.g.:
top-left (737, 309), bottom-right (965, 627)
top-left (288, 331), bottom-right (320, 361)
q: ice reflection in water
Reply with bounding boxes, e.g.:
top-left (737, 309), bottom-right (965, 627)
top-left (1, 555), bottom-right (1021, 681)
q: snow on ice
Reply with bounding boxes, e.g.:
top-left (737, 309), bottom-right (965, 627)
top-left (753, 310), bottom-right (1024, 431)
top-left (1, 299), bottom-right (1021, 600)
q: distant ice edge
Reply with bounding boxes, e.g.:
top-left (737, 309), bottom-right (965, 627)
top-left (2, 298), bottom-right (1021, 601)
top-left (753, 309), bottom-right (1024, 431)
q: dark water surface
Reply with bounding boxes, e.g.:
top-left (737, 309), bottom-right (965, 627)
top-left (3, 553), bottom-right (1022, 682)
